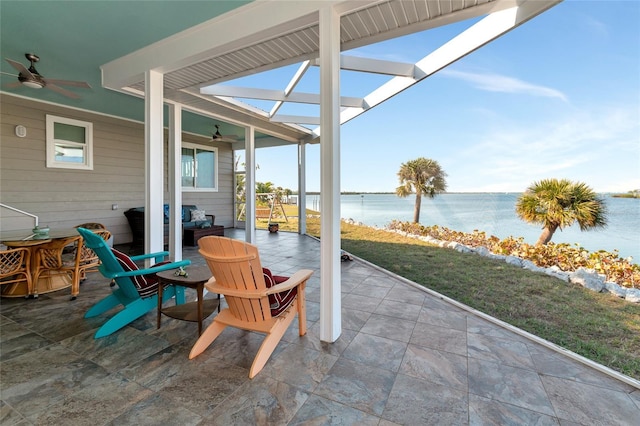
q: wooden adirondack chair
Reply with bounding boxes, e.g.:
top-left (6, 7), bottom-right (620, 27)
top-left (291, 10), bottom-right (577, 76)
top-left (190, 236), bottom-right (313, 378)
top-left (77, 227), bottom-right (190, 338)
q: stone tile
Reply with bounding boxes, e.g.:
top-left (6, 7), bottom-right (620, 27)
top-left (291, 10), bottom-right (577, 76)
top-left (342, 293), bottom-right (382, 312)
top-left (175, 326), bottom-right (287, 372)
top-left (107, 393), bottom-right (201, 425)
top-left (27, 374), bottom-right (154, 425)
top-left (374, 298), bottom-right (422, 321)
top-left (468, 393), bottom-right (560, 426)
top-left (468, 358), bottom-right (555, 416)
top-left (0, 318), bottom-right (30, 342)
top-left (467, 332), bottom-right (536, 370)
top-left (384, 285), bottom-right (426, 306)
top-left (0, 329), bottom-right (52, 361)
top-left (541, 374), bottom-right (640, 425)
top-left (59, 326), bottom-right (171, 373)
top-left (300, 321), bottom-right (357, 356)
top-left (117, 340), bottom-right (199, 391)
top-left (418, 305), bottom-right (468, 331)
top-left (383, 373), bottom-right (468, 425)
top-left (1, 344), bottom-right (110, 418)
top-left (528, 343), bottom-right (639, 394)
top-left (400, 344), bottom-right (468, 391)
top-left (203, 375), bottom-right (309, 425)
top-left (342, 333), bottom-right (407, 372)
top-left (360, 313), bottom-right (416, 343)
top-left (467, 315), bottom-right (530, 344)
top-left (314, 358), bottom-right (396, 416)
top-left (410, 322), bottom-right (467, 356)
top-left (341, 308), bottom-right (371, 331)
top-left (0, 400), bottom-right (30, 426)
top-left (262, 344), bottom-right (338, 392)
top-left (630, 389), bottom-right (640, 410)
top-left (155, 361), bottom-right (247, 417)
top-left (351, 282), bottom-right (391, 299)
top-left (289, 394), bottom-right (380, 425)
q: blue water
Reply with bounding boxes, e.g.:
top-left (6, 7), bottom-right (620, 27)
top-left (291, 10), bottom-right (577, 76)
top-left (307, 193), bottom-right (640, 262)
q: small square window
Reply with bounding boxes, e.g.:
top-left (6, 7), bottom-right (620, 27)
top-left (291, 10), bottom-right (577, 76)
top-left (46, 115), bottom-right (93, 170)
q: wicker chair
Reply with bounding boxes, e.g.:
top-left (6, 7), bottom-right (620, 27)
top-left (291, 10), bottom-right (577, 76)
top-left (0, 247), bottom-right (33, 297)
top-left (33, 236), bottom-right (82, 300)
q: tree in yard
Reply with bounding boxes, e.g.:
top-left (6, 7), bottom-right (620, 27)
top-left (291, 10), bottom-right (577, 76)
top-left (516, 178), bottom-right (607, 245)
top-left (395, 157), bottom-right (447, 223)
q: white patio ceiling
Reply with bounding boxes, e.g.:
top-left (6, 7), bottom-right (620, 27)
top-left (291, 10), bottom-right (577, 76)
top-left (101, 0), bottom-right (561, 148)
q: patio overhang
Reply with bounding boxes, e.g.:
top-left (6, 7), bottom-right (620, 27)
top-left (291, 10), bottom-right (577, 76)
top-left (101, 0), bottom-right (561, 145)
top-left (100, 0), bottom-right (562, 343)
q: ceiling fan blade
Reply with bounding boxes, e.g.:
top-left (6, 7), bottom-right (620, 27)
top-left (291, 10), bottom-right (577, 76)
top-left (5, 58), bottom-right (34, 78)
top-left (46, 83), bottom-right (81, 99)
top-left (43, 78), bottom-right (91, 89)
top-left (4, 81), bottom-right (23, 89)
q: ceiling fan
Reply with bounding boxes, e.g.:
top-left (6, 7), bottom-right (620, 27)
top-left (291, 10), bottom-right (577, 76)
top-left (211, 124), bottom-right (240, 142)
top-left (4, 53), bottom-right (91, 99)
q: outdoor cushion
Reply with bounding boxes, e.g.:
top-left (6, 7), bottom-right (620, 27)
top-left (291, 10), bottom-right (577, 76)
top-left (112, 248), bottom-right (168, 298)
top-left (263, 267), bottom-right (297, 317)
top-left (190, 209), bottom-right (207, 221)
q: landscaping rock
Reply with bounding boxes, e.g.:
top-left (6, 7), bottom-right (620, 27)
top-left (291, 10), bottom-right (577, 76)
top-left (505, 256), bottom-right (523, 267)
top-left (570, 268), bottom-right (605, 292)
top-left (604, 282), bottom-right (628, 298)
top-left (521, 259), bottom-right (545, 273)
top-left (626, 288), bottom-right (640, 303)
top-left (545, 266), bottom-right (570, 282)
top-left (474, 246), bottom-right (491, 257)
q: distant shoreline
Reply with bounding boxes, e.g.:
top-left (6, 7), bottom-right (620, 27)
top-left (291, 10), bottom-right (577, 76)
top-left (305, 191), bottom-right (638, 196)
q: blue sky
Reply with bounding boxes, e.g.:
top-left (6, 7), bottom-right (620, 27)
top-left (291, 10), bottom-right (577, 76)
top-left (241, 0), bottom-right (639, 193)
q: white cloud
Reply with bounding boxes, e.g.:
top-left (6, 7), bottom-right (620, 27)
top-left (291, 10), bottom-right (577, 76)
top-left (449, 106), bottom-right (640, 192)
top-left (440, 69), bottom-right (569, 102)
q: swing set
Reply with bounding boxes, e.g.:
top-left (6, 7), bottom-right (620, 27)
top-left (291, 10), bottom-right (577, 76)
top-left (237, 193), bottom-right (289, 224)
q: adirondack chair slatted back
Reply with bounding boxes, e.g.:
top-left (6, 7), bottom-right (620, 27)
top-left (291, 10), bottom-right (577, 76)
top-left (198, 237), bottom-right (272, 322)
top-left (76, 227), bottom-right (139, 300)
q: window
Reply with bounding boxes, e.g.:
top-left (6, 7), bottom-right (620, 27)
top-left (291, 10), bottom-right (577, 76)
top-left (181, 143), bottom-right (218, 191)
top-left (46, 115), bottom-right (93, 170)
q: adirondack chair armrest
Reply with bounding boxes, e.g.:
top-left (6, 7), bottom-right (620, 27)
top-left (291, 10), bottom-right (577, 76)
top-left (104, 259), bottom-right (191, 279)
top-left (264, 269), bottom-right (313, 295)
top-left (130, 251), bottom-right (170, 263)
top-left (204, 278), bottom-right (264, 299)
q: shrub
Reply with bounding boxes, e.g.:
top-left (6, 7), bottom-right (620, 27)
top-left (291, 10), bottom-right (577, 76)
top-left (387, 220), bottom-right (640, 289)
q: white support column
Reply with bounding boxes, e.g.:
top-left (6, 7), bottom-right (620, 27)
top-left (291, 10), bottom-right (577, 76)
top-left (145, 69), bottom-right (164, 262)
top-left (298, 141), bottom-right (306, 235)
top-left (319, 5), bottom-right (341, 343)
top-left (168, 103), bottom-right (183, 261)
top-left (244, 126), bottom-right (256, 244)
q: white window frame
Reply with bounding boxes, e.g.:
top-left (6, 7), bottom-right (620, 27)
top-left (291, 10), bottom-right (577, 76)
top-left (46, 115), bottom-right (93, 170)
top-left (181, 142), bottom-right (218, 192)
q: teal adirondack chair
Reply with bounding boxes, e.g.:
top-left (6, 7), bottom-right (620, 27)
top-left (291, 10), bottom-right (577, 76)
top-left (77, 227), bottom-right (190, 338)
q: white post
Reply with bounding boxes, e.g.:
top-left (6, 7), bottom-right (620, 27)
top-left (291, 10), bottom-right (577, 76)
top-left (319, 4), bottom-right (341, 342)
top-left (145, 69), bottom-right (164, 262)
top-left (168, 103), bottom-right (183, 261)
top-left (244, 126), bottom-right (256, 244)
top-left (298, 141), bottom-right (306, 235)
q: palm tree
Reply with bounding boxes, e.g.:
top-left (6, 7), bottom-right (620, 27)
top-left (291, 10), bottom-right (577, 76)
top-left (516, 178), bottom-right (607, 245)
top-left (396, 157), bottom-right (447, 223)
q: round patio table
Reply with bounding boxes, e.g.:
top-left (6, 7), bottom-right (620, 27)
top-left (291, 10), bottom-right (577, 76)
top-left (1, 228), bottom-right (81, 297)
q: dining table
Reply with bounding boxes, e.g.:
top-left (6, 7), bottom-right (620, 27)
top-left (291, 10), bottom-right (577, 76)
top-left (1, 227), bottom-right (83, 297)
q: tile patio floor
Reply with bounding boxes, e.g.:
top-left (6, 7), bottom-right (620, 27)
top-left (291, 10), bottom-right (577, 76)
top-left (1, 229), bottom-right (639, 425)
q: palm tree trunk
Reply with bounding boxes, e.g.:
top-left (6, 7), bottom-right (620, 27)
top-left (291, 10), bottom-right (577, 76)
top-left (536, 225), bottom-right (557, 245)
top-left (413, 192), bottom-right (422, 223)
